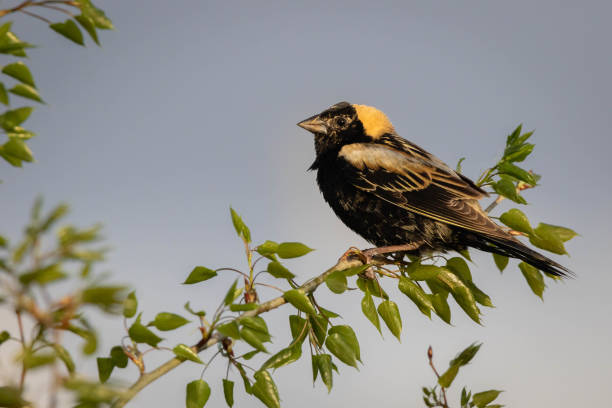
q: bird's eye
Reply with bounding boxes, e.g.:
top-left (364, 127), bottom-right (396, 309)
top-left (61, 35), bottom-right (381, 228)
top-left (335, 117), bottom-right (346, 127)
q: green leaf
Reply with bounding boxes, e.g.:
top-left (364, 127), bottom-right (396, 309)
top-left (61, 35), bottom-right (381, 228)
top-left (466, 281), bottom-right (493, 307)
top-left (377, 300), bottom-right (402, 341)
top-left (229, 303), bottom-right (258, 312)
top-left (519, 262), bottom-right (545, 299)
top-left (81, 285), bottom-right (126, 311)
top-left (186, 380), bottom-right (211, 408)
top-left (325, 269), bottom-right (347, 294)
top-left (128, 314), bottom-right (163, 347)
top-left (328, 325), bottom-right (360, 362)
top-left (431, 293), bottom-right (451, 324)
top-left (53, 344), bottom-right (75, 374)
top-left (229, 207), bottom-right (251, 243)
top-left (500, 208), bottom-right (533, 234)
top-left (242, 350), bottom-right (260, 360)
top-left (283, 289), bottom-right (316, 315)
top-left (183, 266), bottom-right (217, 284)
top-left (361, 291), bottom-right (381, 333)
top-left (0, 386), bottom-right (28, 407)
top-left (223, 279), bottom-right (242, 305)
top-left (456, 157), bottom-right (465, 172)
top-left (313, 354), bottom-right (333, 392)
top-left (325, 333), bottom-right (357, 368)
top-left (123, 291), bottom-right (137, 318)
top-left (217, 321), bottom-right (240, 339)
top-left (240, 327), bottom-right (268, 352)
top-left (2, 62), bottom-right (35, 87)
top-left (529, 224), bottom-right (567, 254)
top-left (493, 179), bottom-right (526, 204)
top-left (96, 357), bottom-right (114, 383)
top-left (173, 344), bottom-right (203, 364)
top-left (289, 315), bottom-right (309, 345)
top-left (537, 223), bottom-right (578, 242)
top-left (356, 276), bottom-right (388, 298)
top-left (438, 365), bottom-right (459, 388)
top-left (0, 331), bottom-right (9, 346)
top-left (261, 345), bottom-right (302, 370)
top-left (252, 370), bottom-right (280, 408)
top-left (184, 301), bottom-right (206, 317)
top-left (436, 269), bottom-right (481, 323)
top-left (445, 257), bottom-right (472, 282)
top-left (19, 264), bottom-right (66, 285)
top-left (9, 84), bottom-right (43, 103)
top-left (76, 0), bottom-right (114, 29)
top-left (0, 83), bottom-right (7, 105)
top-left (267, 261), bottom-right (295, 279)
top-left (74, 14), bottom-right (100, 45)
top-left (0, 107), bottom-right (33, 130)
top-left (398, 277), bottom-right (433, 317)
top-left (472, 390), bottom-right (503, 407)
top-left (497, 162), bottom-right (536, 185)
top-left (222, 379), bottom-right (234, 407)
top-left (450, 342), bottom-right (482, 367)
top-left (309, 314), bottom-right (328, 347)
top-left (2, 139), bottom-right (33, 162)
top-left (276, 242), bottom-right (313, 259)
top-left (408, 264), bottom-right (441, 280)
top-left (256, 240), bottom-right (278, 256)
top-left (340, 264), bottom-right (370, 276)
top-left (110, 346), bottom-right (128, 368)
top-left (235, 362), bottom-right (252, 394)
top-left (492, 253), bottom-right (509, 272)
top-left (50, 20), bottom-right (84, 45)
top-left (240, 316), bottom-right (269, 335)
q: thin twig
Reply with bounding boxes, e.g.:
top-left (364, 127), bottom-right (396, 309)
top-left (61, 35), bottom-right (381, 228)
top-left (16, 310), bottom-right (27, 392)
top-left (427, 346), bottom-right (449, 408)
top-left (18, 9), bottom-right (51, 23)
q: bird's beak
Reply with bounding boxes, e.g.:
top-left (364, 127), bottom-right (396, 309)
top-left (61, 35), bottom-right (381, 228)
top-left (297, 115), bottom-right (327, 135)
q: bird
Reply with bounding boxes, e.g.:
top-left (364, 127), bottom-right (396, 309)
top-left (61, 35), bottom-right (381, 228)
top-left (297, 101), bottom-right (571, 277)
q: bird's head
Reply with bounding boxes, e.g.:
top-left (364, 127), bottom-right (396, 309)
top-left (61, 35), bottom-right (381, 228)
top-left (297, 101), bottom-right (396, 156)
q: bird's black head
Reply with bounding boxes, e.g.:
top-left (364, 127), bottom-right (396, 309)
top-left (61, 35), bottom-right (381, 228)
top-left (297, 101), bottom-right (396, 158)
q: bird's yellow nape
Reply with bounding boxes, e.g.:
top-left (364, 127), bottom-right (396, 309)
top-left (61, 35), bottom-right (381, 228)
top-left (352, 104), bottom-right (395, 139)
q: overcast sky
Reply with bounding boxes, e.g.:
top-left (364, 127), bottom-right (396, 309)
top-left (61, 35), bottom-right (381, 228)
top-left (2, 1), bottom-right (611, 407)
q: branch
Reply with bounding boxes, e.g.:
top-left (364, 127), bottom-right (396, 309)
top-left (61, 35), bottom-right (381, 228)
top-left (111, 255), bottom-right (372, 407)
top-left (0, 0), bottom-right (78, 18)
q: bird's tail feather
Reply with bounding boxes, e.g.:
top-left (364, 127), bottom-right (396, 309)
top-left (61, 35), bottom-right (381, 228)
top-left (465, 234), bottom-right (574, 278)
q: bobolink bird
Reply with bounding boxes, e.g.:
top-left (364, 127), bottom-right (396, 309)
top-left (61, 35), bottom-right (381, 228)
top-left (298, 101), bottom-right (571, 277)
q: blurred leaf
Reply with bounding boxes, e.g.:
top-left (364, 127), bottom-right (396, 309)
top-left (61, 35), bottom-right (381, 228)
top-left (289, 315), bottom-right (308, 345)
top-left (230, 303), bottom-right (258, 312)
top-left (340, 264), bottom-right (370, 276)
top-left (128, 314), bottom-right (163, 347)
top-left (240, 316), bottom-right (269, 334)
top-left (450, 342), bottom-right (482, 367)
top-left (184, 266), bottom-right (217, 284)
top-left (2, 138), bottom-right (33, 162)
top-left (240, 327), bottom-right (268, 352)
top-left (9, 84), bottom-right (43, 103)
top-left (222, 379), bottom-right (234, 407)
top-left (398, 277), bottom-right (433, 317)
top-left (57, 224), bottom-right (101, 246)
top-left (252, 370), bottom-right (280, 408)
top-left (261, 345), bottom-right (301, 370)
top-left (229, 207), bottom-right (251, 243)
top-left (67, 322), bottom-right (98, 354)
top-left (53, 344), bottom-right (75, 374)
top-left (325, 333), bottom-right (357, 368)
top-left (361, 290), bottom-right (381, 333)
top-left (377, 300), bottom-right (402, 341)
top-left (438, 365), bottom-right (459, 388)
top-left (472, 390), bottom-right (503, 407)
top-left (81, 285), bottom-right (126, 311)
top-left (242, 350), bottom-right (260, 360)
top-left (217, 321), bottom-right (240, 339)
top-left (0, 331), bottom-right (9, 345)
top-left (0, 386), bottom-right (29, 408)
top-left (2, 62), bottom-right (35, 87)
top-left (74, 15), bottom-right (100, 45)
top-left (283, 289), bottom-right (316, 315)
top-left (309, 314), bottom-right (328, 347)
top-left (500, 208), bottom-right (533, 234)
top-left (22, 351), bottom-right (55, 369)
top-left (431, 293), bottom-right (451, 324)
top-left (276, 242), bottom-right (313, 259)
top-left (19, 263), bottom-right (66, 285)
top-left (407, 264), bottom-right (441, 280)
top-left (50, 20), bottom-right (84, 46)
top-left (537, 223), bottom-right (578, 242)
top-left (519, 262), bottom-right (545, 299)
top-left (110, 346), bottom-right (128, 368)
top-left (256, 240), bottom-right (278, 256)
top-left (0, 107), bottom-right (33, 129)
top-left (313, 354), bottom-right (333, 392)
top-left (223, 279), bottom-right (242, 305)
top-left (40, 204), bottom-right (69, 232)
top-left (148, 312), bottom-right (189, 331)
top-left (76, 0), bottom-right (114, 29)
top-left (0, 82), bottom-right (7, 105)
top-left (493, 179), bottom-right (526, 204)
top-left (325, 269), bottom-right (347, 294)
top-left (492, 253), bottom-right (509, 272)
top-left (529, 225), bottom-right (567, 255)
top-left (267, 261), bottom-right (294, 279)
top-left (497, 162), bottom-right (536, 185)
top-left (173, 344), bottom-right (203, 364)
top-left (329, 325), bottom-right (360, 362)
top-left (184, 301), bottom-right (206, 317)
top-left (456, 157), bottom-right (465, 172)
top-left (96, 357), bottom-right (113, 383)
top-left (235, 362), bottom-right (252, 394)
top-left (186, 380), bottom-right (211, 408)
top-left (123, 291), bottom-right (137, 318)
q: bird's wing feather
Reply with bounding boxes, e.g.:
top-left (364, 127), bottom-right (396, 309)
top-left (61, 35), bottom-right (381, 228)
top-left (338, 142), bottom-right (508, 239)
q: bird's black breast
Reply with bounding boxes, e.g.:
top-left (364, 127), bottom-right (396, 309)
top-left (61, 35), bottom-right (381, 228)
top-left (314, 151), bottom-right (459, 253)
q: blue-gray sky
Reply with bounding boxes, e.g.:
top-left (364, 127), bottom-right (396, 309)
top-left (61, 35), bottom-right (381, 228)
top-left (2, 1), bottom-right (611, 407)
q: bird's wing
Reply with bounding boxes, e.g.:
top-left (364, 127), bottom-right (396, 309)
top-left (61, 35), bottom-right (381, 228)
top-left (338, 142), bottom-right (508, 239)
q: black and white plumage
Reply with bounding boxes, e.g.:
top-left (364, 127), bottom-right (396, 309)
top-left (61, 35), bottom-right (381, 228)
top-left (298, 101), bottom-right (571, 277)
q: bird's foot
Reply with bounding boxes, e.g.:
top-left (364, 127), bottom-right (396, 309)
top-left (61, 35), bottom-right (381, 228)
top-left (339, 246), bottom-right (376, 279)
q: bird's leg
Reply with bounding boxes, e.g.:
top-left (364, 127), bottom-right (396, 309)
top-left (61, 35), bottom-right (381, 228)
top-left (362, 241), bottom-right (424, 259)
top-left (338, 246), bottom-right (368, 264)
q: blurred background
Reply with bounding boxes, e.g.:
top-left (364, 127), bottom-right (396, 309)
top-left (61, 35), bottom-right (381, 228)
top-left (2, 1), bottom-right (611, 406)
